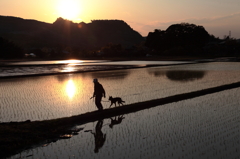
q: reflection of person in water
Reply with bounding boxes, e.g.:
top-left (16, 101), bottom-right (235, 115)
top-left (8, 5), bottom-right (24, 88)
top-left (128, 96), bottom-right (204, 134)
top-left (109, 115), bottom-right (125, 129)
top-left (91, 120), bottom-right (106, 153)
top-left (92, 78), bottom-right (106, 111)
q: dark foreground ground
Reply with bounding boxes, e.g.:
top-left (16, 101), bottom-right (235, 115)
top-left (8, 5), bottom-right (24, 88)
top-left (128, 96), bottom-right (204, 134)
top-left (1, 81), bottom-right (240, 158)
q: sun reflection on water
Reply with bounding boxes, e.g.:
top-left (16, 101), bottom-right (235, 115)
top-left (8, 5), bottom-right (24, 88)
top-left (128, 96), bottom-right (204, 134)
top-left (66, 79), bottom-right (76, 99)
top-left (62, 66), bottom-right (76, 72)
top-left (60, 60), bottom-right (85, 72)
top-left (56, 60), bottom-right (84, 64)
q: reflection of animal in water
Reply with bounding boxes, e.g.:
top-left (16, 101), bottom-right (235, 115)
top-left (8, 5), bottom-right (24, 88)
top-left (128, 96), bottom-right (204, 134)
top-left (109, 96), bottom-right (125, 108)
top-left (91, 120), bottom-right (106, 153)
top-left (109, 115), bottom-right (125, 128)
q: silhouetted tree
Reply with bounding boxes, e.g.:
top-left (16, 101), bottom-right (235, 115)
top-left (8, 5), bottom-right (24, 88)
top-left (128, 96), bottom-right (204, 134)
top-left (0, 37), bottom-right (24, 59)
top-left (32, 48), bottom-right (49, 58)
top-left (145, 23), bottom-right (210, 55)
top-left (100, 43), bottom-right (123, 56)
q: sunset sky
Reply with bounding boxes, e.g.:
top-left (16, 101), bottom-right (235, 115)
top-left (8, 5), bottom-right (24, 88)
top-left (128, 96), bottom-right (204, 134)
top-left (1, 0), bottom-right (240, 38)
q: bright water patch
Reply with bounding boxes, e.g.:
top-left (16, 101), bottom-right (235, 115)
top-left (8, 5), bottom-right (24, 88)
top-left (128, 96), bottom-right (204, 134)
top-left (4, 60), bottom-right (107, 65)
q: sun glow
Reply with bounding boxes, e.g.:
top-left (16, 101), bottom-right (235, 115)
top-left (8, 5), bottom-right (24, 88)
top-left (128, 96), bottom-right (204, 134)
top-left (57, 0), bottom-right (81, 21)
top-left (66, 79), bottom-right (76, 99)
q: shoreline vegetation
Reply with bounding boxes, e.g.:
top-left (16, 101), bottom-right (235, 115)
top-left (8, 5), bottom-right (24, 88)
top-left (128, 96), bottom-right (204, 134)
top-left (1, 80), bottom-right (240, 158)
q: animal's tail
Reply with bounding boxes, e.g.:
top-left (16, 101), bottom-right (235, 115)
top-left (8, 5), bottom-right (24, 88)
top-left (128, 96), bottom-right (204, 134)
top-left (122, 101), bottom-right (125, 103)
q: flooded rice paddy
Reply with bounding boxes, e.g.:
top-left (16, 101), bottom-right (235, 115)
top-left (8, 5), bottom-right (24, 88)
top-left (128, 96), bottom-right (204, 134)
top-left (0, 60), bottom-right (191, 77)
top-left (1, 61), bottom-right (240, 158)
top-left (10, 87), bottom-right (240, 159)
top-left (1, 62), bottom-right (240, 122)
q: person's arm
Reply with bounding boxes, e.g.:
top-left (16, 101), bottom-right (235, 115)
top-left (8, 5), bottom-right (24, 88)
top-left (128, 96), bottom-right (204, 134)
top-left (102, 86), bottom-right (106, 98)
top-left (92, 85), bottom-right (96, 98)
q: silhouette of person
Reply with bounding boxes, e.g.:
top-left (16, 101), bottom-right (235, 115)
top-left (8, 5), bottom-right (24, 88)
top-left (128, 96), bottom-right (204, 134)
top-left (91, 120), bottom-right (106, 153)
top-left (109, 115), bottom-right (125, 129)
top-left (92, 78), bottom-right (106, 111)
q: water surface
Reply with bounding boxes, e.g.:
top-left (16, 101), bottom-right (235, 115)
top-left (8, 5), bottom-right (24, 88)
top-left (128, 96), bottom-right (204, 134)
top-left (0, 60), bottom-right (192, 77)
top-left (10, 87), bottom-right (240, 159)
top-left (1, 62), bottom-right (240, 122)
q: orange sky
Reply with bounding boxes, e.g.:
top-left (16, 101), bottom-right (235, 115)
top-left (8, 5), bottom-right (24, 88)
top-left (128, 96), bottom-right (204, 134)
top-left (1, 0), bottom-right (240, 38)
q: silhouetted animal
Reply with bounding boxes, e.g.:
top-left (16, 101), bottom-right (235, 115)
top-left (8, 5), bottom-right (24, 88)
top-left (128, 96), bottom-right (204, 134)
top-left (109, 115), bottom-right (125, 128)
top-left (109, 96), bottom-right (125, 107)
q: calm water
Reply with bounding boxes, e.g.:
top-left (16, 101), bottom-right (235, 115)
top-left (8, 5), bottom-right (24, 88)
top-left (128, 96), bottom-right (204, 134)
top-left (1, 62), bottom-right (240, 122)
top-left (0, 60), bottom-right (192, 77)
top-left (10, 87), bottom-right (240, 159)
top-left (2, 62), bottom-right (240, 159)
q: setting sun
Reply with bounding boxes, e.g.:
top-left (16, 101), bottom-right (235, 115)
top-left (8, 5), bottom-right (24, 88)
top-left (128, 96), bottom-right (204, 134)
top-left (57, 0), bottom-right (81, 21)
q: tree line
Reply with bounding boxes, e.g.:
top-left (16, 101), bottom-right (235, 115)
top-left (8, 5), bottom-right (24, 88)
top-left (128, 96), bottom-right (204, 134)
top-left (0, 22), bottom-right (240, 59)
top-left (145, 23), bottom-right (209, 55)
top-left (0, 37), bottom-right (24, 59)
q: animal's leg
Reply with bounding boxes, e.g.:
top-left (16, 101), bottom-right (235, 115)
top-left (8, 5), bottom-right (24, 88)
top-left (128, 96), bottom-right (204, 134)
top-left (109, 103), bottom-right (113, 108)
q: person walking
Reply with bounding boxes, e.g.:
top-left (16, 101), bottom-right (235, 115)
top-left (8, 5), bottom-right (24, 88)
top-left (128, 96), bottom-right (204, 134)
top-left (92, 78), bottom-right (106, 111)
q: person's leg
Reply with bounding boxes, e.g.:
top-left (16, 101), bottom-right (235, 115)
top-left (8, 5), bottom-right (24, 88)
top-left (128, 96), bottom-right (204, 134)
top-left (95, 96), bottom-right (103, 110)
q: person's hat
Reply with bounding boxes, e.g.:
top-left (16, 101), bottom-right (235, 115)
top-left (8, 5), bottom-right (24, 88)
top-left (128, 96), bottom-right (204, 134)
top-left (93, 78), bottom-right (98, 83)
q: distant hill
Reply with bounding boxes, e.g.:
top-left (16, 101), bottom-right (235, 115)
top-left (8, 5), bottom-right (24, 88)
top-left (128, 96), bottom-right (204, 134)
top-left (0, 16), bottom-right (144, 50)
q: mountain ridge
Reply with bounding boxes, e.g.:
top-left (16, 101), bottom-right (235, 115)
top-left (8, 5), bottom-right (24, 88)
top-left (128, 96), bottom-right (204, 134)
top-left (0, 16), bottom-right (144, 50)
